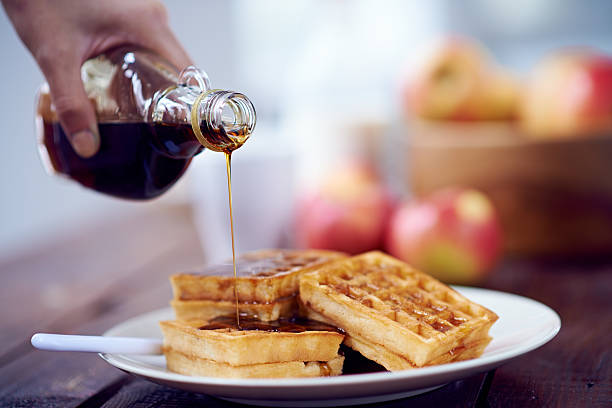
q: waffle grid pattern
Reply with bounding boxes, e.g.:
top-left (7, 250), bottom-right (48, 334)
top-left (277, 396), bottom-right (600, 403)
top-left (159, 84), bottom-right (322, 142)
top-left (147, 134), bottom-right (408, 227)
top-left (316, 253), bottom-right (494, 341)
top-left (240, 251), bottom-right (332, 277)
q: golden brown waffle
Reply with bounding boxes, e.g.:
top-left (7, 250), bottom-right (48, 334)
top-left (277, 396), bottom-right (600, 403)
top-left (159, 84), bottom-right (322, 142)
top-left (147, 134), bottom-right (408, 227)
top-left (171, 296), bottom-right (297, 322)
top-left (160, 318), bottom-right (344, 365)
top-left (301, 305), bottom-right (490, 370)
top-left (170, 249), bottom-right (346, 321)
top-left (171, 249), bottom-right (347, 303)
top-left (160, 318), bottom-right (344, 378)
top-left (165, 349), bottom-right (344, 378)
top-left (299, 251), bottom-right (498, 369)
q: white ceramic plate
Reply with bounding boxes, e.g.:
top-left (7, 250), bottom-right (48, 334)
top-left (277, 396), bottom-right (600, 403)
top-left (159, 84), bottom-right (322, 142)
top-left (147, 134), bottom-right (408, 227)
top-left (100, 287), bottom-right (560, 407)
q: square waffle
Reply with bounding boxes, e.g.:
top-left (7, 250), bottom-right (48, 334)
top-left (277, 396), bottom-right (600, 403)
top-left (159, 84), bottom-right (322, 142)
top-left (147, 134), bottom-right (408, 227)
top-left (299, 251), bottom-right (498, 370)
top-left (170, 297), bottom-right (296, 322)
top-left (170, 249), bottom-right (346, 321)
top-left (160, 318), bottom-right (345, 378)
top-left (164, 349), bottom-right (344, 378)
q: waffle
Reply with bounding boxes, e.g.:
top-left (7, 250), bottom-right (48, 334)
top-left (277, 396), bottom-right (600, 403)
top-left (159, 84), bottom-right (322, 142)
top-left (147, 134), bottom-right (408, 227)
top-left (171, 296), bottom-right (296, 321)
top-left (160, 318), bottom-right (345, 378)
top-left (301, 305), bottom-right (490, 370)
top-left (299, 251), bottom-right (498, 370)
top-left (164, 349), bottom-right (344, 378)
top-left (170, 249), bottom-right (346, 321)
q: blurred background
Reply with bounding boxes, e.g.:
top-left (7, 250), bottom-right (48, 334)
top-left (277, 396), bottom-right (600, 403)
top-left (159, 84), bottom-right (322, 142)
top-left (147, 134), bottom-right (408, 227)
top-left (1, 0), bottom-right (612, 283)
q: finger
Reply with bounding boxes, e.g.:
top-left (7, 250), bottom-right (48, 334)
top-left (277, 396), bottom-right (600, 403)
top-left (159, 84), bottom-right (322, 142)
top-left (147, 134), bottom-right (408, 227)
top-left (41, 56), bottom-right (100, 158)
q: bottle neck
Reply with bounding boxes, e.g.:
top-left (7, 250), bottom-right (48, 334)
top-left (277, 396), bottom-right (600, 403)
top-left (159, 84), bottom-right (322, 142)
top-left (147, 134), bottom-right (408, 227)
top-left (150, 66), bottom-right (256, 153)
top-left (191, 89), bottom-right (256, 153)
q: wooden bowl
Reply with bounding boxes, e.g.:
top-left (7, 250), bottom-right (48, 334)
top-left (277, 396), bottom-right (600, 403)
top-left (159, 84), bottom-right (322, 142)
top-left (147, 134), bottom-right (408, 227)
top-left (407, 120), bottom-right (612, 255)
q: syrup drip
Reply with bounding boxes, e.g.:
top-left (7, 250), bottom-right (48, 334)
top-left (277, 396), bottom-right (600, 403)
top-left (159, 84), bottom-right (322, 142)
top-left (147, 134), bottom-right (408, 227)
top-left (225, 152), bottom-right (240, 328)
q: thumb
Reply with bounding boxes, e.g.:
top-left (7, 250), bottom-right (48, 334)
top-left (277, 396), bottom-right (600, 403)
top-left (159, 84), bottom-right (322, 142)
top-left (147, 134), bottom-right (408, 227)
top-left (42, 60), bottom-right (100, 158)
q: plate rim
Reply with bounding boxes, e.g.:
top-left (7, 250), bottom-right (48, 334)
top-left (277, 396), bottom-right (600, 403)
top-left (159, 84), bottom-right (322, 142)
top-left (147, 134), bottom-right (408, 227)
top-left (100, 286), bottom-right (561, 388)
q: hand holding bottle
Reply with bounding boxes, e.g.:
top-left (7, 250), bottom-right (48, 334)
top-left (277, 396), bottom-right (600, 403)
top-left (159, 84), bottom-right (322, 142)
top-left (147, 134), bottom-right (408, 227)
top-left (2, 0), bottom-right (192, 157)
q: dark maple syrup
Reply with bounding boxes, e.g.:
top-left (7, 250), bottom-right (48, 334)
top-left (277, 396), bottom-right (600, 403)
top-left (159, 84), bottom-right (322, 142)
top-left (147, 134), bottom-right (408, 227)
top-left (199, 315), bottom-right (344, 334)
top-left (40, 117), bottom-right (250, 201)
top-left (224, 152), bottom-right (240, 327)
top-left (41, 121), bottom-right (203, 200)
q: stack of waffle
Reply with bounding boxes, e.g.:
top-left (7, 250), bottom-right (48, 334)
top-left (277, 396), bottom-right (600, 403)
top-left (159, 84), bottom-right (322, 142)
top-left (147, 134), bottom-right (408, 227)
top-left (162, 249), bottom-right (348, 378)
top-left (160, 317), bottom-right (344, 378)
top-left (160, 249), bottom-right (498, 378)
top-left (170, 249), bottom-right (347, 321)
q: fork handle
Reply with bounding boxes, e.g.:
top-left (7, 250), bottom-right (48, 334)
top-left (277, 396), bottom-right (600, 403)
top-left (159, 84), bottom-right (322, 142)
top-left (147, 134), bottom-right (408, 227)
top-left (31, 333), bottom-right (163, 354)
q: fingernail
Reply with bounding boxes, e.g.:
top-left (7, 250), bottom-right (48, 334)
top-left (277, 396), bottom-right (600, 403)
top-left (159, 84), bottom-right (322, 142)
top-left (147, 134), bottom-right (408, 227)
top-left (69, 125), bottom-right (100, 158)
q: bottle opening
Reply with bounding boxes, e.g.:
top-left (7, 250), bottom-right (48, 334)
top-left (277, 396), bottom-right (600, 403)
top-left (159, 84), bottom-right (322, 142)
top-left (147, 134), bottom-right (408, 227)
top-left (192, 90), bottom-right (256, 153)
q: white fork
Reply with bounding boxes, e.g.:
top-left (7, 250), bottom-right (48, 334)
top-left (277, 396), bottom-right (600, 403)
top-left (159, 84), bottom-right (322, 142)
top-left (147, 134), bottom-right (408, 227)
top-left (31, 333), bottom-right (162, 354)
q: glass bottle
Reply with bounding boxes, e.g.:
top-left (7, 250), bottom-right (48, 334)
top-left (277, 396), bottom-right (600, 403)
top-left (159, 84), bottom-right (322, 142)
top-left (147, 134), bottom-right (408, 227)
top-left (36, 47), bottom-right (256, 200)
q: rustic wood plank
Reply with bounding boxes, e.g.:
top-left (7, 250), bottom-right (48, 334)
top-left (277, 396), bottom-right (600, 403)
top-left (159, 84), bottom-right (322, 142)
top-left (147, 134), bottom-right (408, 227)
top-left (482, 259), bottom-right (612, 407)
top-left (0, 354), bottom-right (128, 408)
top-left (0, 204), bottom-right (202, 364)
top-left (0, 205), bottom-right (205, 406)
top-left (0, 277), bottom-right (171, 406)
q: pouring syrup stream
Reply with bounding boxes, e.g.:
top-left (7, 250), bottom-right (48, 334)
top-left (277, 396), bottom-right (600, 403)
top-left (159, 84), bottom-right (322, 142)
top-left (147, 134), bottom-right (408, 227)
top-left (225, 152), bottom-right (240, 328)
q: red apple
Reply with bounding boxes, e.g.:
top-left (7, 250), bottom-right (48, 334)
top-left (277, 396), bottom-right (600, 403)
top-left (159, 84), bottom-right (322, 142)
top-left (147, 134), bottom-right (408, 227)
top-left (294, 160), bottom-right (393, 254)
top-left (520, 50), bottom-right (612, 138)
top-left (404, 37), bottom-right (518, 121)
top-left (386, 188), bottom-right (502, 284)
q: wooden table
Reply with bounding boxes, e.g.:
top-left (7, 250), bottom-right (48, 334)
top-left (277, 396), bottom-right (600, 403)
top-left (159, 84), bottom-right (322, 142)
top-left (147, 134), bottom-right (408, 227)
top-left (0, 204), bottom-right (610, 407)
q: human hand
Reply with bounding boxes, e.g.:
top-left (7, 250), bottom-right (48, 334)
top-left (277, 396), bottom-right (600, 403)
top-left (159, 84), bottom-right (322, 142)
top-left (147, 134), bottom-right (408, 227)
top-left (2, 0), bottom-right (192, 157)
